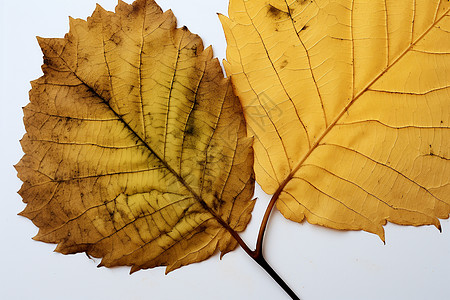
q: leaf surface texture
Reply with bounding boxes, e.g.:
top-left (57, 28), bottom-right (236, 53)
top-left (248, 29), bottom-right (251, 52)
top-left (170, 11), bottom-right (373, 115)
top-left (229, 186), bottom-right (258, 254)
top-left (221, 0), bottom-right (450, 239)
top-left (17, 0), bottom-right (255, 273)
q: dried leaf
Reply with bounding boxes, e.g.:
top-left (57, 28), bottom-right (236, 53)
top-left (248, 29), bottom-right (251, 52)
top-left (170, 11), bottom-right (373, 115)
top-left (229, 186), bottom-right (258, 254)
top-left (220, 0), bottom-right (450, 240)
top-left (16, 0), bottom-right (254, 273)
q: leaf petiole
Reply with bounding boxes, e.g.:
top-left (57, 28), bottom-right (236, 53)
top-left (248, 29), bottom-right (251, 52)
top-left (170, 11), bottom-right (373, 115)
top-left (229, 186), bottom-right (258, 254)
top-left (252, 254), bottom-right (301, 300)
top-left (222, 182), bottom-right (301, 300)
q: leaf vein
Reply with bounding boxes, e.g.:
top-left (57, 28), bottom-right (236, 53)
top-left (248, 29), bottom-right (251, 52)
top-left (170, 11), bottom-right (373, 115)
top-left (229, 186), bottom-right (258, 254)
top-left (320, 143), bottom-right (446, 205)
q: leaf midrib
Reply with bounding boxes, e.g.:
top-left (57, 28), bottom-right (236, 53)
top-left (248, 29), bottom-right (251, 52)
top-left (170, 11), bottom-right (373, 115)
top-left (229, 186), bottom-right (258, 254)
top-left (42, 38), bottom-right (236, 236)
top-left (278, 7), bottom-right (450, 195)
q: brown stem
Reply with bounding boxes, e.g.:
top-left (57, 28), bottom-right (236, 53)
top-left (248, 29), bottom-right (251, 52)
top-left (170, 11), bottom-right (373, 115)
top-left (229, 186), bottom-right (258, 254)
top-left (218, 181), bottom-right (301, 299)
top-left (219, 211), bottom-right (300, 299)
top-left (222, 230), bottom-right (301, 299)
top-left (252, 254), bottom-right (301, 300)
top-left (255, 188), bottom-right (281, 257)
top-left (243, 176), bottom-right (301, 299)
top-left (255, 174), bottom-right (294, 256)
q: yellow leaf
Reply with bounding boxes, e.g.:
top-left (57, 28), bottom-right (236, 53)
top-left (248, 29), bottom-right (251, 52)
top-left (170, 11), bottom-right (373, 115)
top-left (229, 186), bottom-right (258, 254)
top-left (221, 0), bottom-right (450, 240)
top-left (16, 0), bottom-right (254, 273)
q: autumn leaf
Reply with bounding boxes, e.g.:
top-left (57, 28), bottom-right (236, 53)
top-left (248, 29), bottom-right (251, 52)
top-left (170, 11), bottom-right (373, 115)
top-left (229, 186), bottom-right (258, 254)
top-left (220, 0), bottom-right (450, 240)
top-left (16, 0), bottom-right (255, 273)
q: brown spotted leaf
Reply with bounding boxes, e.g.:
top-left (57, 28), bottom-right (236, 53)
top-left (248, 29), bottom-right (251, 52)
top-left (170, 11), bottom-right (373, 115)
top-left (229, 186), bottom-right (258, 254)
top-left (220, 0), bottom-right (450, 240)
top-left (16, 0), bottom-right (254, 273)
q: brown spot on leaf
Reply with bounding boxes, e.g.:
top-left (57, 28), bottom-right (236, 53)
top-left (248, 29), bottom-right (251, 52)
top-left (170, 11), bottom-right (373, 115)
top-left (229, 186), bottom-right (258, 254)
top-left (18, 0), bottom-right (255, 276)
top-left (267, 5), bottom-right (288, 20)
top-left (110, 33), bottom-right (122, 46)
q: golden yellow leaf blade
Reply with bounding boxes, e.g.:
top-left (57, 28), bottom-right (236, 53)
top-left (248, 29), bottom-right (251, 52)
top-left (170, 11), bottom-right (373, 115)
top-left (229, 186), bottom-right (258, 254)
top-left (17, 0), bottom-right (254, 273)
top-left (222, 0), bottom-right (450, 239)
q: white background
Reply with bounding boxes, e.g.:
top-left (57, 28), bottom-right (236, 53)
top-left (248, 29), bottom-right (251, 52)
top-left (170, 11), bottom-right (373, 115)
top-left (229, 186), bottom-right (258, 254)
top-left (1, 1), bottom-right (449, 299)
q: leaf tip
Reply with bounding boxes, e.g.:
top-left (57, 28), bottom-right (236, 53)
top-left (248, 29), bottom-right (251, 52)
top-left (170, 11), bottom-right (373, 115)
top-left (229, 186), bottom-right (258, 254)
top-left (68, 16), bottom-right (84, 29)
top-left (117, 0), bottom-right (127, 7)
top-left (218, 15), bottom-right (231, 34)
top-left (219, 251), bottom-right (227, 260)
top-left (377, 228), bottom-right (386, 244)
top-left (32, 233), bottom-right (42, 242)
top-left (437, 222), bottom-right (442, 233)
top-left (35, 36), bottom-right (47, 48)
top-left (164, 266), bottom-right (173, 275)
top-left (203, 45), bottom-right (214, 59)
top-left (94, 3), bottom-right (106, 13)
top-left (131, 264), bottom-right (147, 274)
